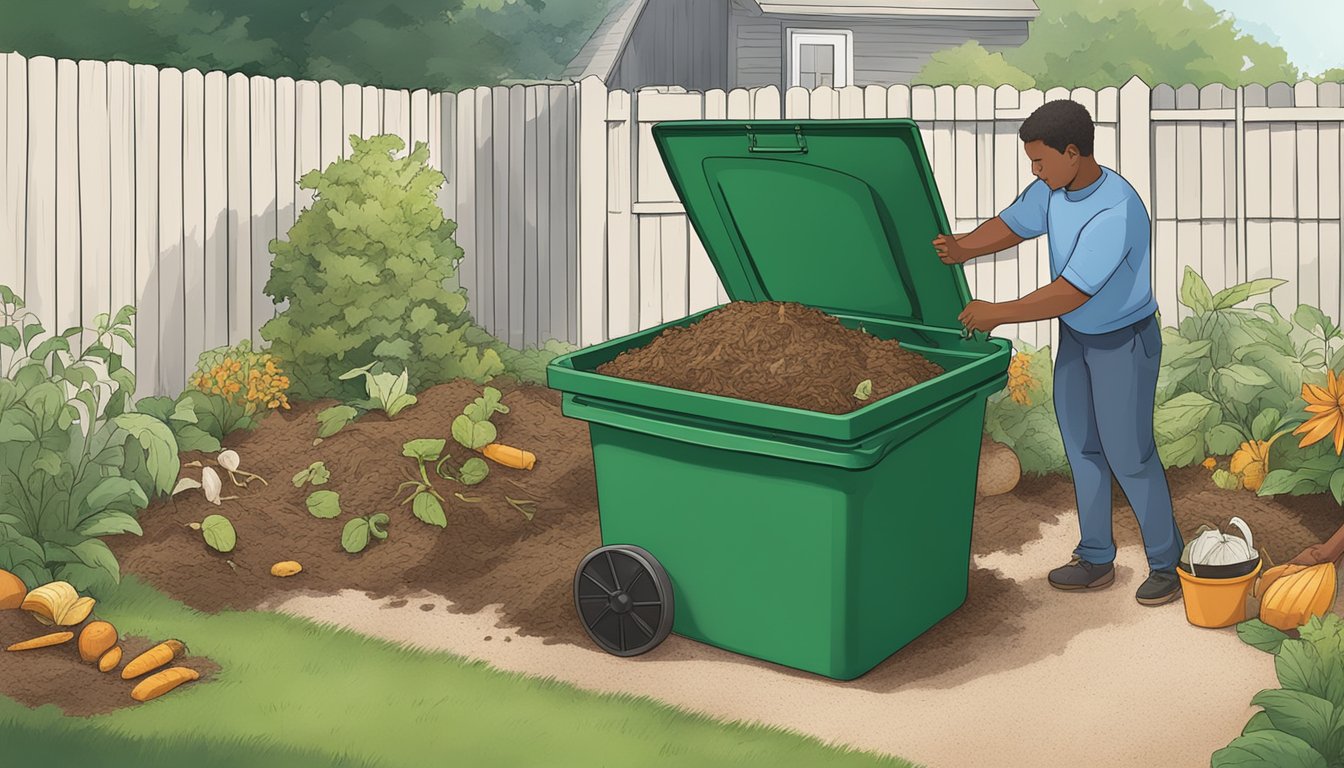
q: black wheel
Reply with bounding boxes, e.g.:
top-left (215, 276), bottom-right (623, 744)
top-left (574, 544), bottom-right (674, 657)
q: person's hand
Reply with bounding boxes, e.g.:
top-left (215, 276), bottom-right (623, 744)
top-left (959, 300), bottom-right (1007, 334)
top-left (933, 234), bottom-right (970, 265)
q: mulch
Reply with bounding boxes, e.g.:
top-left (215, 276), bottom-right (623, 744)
top-left (596, 301), bottom-right (944, 413)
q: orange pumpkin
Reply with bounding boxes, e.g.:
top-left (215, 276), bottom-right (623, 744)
top-left (1260, 562), bottom-right (1337, 631)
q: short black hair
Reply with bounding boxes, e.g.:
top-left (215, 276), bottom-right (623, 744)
top-left (1019, 100), bottom-right (1095, 157)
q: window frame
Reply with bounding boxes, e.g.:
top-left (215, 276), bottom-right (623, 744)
top-left (786, 28), bottom-right (855, 89)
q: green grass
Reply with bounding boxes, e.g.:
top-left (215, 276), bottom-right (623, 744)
top-left (1, 579), bottom-right (916, 767)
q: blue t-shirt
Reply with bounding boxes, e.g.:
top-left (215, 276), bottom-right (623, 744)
top-left (998, 167), bottom-right (1158, 335)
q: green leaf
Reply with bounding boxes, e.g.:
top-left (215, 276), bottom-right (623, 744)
top-left (1243, 711), bottom-right (1276, 735)
top-left (412, 492), bottom-right (447, 527)
top-left (29, 336), bottom-right (70, 364)
top-left (110, 327), bottom-right (136, 349)
top-left (1220, 364), bottom-right (1275, 387)
top-left (68, 539), bottom-right (121, 583)
top-left (338, 362), bottom-right (376, 381)
top-left (112, 304), bottom-right (135, 327)
top-left (372, 338), bottom-right (414, 360)
top-left (853, 379), bottom-right (873, 401)
top-left (173, 425), bottom-right (221, 453)
top-left (1252, 689), bottom-right (1337, 754)
top-left (1241, 620), bottom-right (1293, 654)
top-left (1212, 278), bottom-right (1290, 311)
top-left (452, 415), bottom-right (496, 451)
top-left (1208, 423), bottom-right (1247, 456)
top-left (1180, 267), bottom-right (1215, 315)
top-left (1253, 409), bottom-right (1284, 443)
top-left (201, 514), bottom-right (236, 553)
top-left (367, 513), bottom-right (389, 540)
top-left (76, 511), bottom-right (143, 537)
top-left (0, 326), bottom-right (20, 351)
top-left (1212, 731), bottom-right (1328, 768)
top-left (1327, 468), bottom-right (1344, 507)
top-left (306, 490), bottom-right (342, 519)
top-left (1277, 640), bottom-right (1323, 695)
top-left (459, 457), bottom-right (489, 486)
top-left (293, 461), bottom-right (331, 487)
top-left (114, 413), bottom-right (181, 496)
top-left (85, 476), bottom-right (148, 512)
top-left (21, 321), bottom-right (45, 348)
top-left (1261, 468), bottom-right (1334, 498)
top-left (341, 518), bottom-right (370, 553)
top-left (402, 438), bottom-right (445, 462)
top-left (1294, 305), bottom-right (1333, 336)
top-left (316, 405), bottom-right (358, 438)
top-left (33, 449), bottom-right (63, 476)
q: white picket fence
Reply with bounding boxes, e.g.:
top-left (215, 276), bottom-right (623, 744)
top-left (3, 49), bottom-right (1344, 396)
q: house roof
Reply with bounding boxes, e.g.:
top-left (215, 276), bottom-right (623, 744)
top-left (565, 0), bottom-right (1039, 82)
top-left (563, 0), bottom-right (648, 81)
top-left (750, 0), bottom-right (1039, 18)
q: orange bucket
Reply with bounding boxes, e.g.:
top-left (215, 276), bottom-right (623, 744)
top-left (1176, 562), bottom-right (1262, 628)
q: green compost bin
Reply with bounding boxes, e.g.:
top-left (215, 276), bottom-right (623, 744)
top-left (547, 119), bottom-right (1012, 680)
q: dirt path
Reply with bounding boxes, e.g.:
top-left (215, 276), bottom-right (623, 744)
top-left (268, 510), bottom-right (1288, 768)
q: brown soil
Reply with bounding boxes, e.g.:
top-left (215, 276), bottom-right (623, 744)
top-left (100, 377), bottom-right (1344, 657)
top-left (111, 379), bottom-right (601, 645)
top-left (0, 610), bottom-right (218, 716)
top-left (595, 301), bottom-right (944, 413)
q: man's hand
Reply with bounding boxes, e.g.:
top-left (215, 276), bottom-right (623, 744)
top-left (932, 234), bottom-right (971, 265)
top-left (959, 300), bottom-right (1007, 334)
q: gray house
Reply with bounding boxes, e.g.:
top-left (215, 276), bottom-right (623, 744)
top-left (565, 0), bottom-right (1040, 92)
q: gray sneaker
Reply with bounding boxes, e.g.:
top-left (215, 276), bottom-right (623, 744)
top-left (1136, 570), bottom-right (1182, 606)
top-left (1048, 556), bottom-right (1115, 591)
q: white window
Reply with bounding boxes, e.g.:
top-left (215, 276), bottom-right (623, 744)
top-left (787, 29), bottom-right (853, 89)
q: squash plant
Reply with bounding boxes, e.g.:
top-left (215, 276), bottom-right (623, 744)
top-left (0, 286), bottom-right (178, 592)
top-left (1219, 615), bottom-right (1344, 767)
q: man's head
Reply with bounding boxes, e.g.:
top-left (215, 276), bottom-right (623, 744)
top-left (1019, 100), bottom-right (1096, 190)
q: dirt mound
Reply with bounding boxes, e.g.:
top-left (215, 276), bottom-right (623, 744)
top-left (595, 301), bottom-right (944, 413)
top-left (110, 380), bottom-right (602, 645)
top-left (0, 611), bottom-right (218, 716)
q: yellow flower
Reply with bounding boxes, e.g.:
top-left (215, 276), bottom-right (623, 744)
top-left (1201, 457), bottom-right (1216, 471)
top-left (1230, 440), bottom-right (1273, 492)
top-left (1293, 369), bottom-right (1344, 455)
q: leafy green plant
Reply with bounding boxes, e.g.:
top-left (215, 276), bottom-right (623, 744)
top-left (452, 387), bottom-right (509, 451)
top-left (0, 286), bottom-right (178, 592)
top-left (132, 393), bottom-right (222, 453)
top-left (292, 461), bottom-right (331, 488)
top-left (187, 513), bottom-right (237, 554)
top-left (342, 513), bottom-right (389, 554)
top-left (312, 362), bottom-right (418, 442)
top-left (1219, 615), bottom-right (1344, 767)
top-left (261, 134), bottom-right (504, 400)
top-left (397, 439), bottom-right (449, 528)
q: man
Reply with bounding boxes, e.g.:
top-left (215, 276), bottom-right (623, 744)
top-left (933, 99), bottom-right (1184, 606)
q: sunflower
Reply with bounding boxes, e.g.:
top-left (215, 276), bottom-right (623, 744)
top-left (1230, 440), bottom-right (1273, 492)
top-left (1292, 369), bottom-right (1344, 455)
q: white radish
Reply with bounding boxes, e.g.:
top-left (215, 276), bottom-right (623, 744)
top-left (202, 467), bottom-right (223, 505)
top-left (218, 450), bottom-right (240, 472)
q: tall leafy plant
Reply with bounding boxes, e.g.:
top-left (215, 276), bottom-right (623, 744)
top-left (0, 286), bottom-right (178, 592)
top-left (261, 133), bottom-right (503, 400)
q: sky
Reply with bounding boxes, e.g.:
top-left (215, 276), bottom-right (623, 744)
top-left (1204, 0), bottom-right (1344, 76)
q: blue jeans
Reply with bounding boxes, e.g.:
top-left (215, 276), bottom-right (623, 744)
top-left (1054, 315), bottom-right (1183, 572)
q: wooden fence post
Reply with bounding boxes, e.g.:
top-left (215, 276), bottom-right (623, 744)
top-left (1118, 76), bottom-right (1153, 220)
top-left (576, 76), bottom-right (609, 346)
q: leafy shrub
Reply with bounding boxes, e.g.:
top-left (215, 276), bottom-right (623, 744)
top-left (261, 133), bottom-right (503, 400)
top-left (1220, 615), bottom-right (1344, 767)
top-left (912, 41), bottom-right (1035, 89)
top-left (190, 338), bottom-right (291, 415)
top-left (0, 287), bottom-right (177, 593)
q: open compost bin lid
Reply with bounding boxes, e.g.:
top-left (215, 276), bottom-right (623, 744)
top-left (652, 119), bottom-right (973, 330)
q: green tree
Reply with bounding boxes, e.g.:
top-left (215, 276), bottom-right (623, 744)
top-left (912, 42), bottom-right (1035, 88)
top-left (1314, 68), bottom-right (1344, 84)
top-left (916, 0), bottom-right (1300, 89)
top-left (261, 134), bottom-right (503, 400)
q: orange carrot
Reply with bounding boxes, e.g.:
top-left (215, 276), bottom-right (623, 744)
top-left (121, 639), bottom-right (186, 680)
top-left (130, 667), bottom-right (200, 702)
top-left (6, 631), bottom-right (74, 651)
top-left (481, 443), bottom-right (536, 470)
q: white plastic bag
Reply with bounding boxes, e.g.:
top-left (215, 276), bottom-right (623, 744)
top-left (1183, 517), bottom-right (1257, 569)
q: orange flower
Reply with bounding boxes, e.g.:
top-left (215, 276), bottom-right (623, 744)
top-left (1230, 440), bottom-right (1273, 492)
top-left (1293, 369), bottom-right (1344, 455)
top-left (1201, 458), bottom-right (1216, 471)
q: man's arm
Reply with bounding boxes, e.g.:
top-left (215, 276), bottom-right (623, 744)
top-left (959, 277), bottom-right (1090, 333)
top-left (933, 217), bottom-right (1025, 265)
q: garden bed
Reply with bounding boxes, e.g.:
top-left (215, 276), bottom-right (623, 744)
top-left (106, 378), bottom-right (1344, 651)
top-left (0, 610), bottom-right (218, 716)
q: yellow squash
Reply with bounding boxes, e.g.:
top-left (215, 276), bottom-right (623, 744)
top-left (1260, 562), bottom-right (1337, 631)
